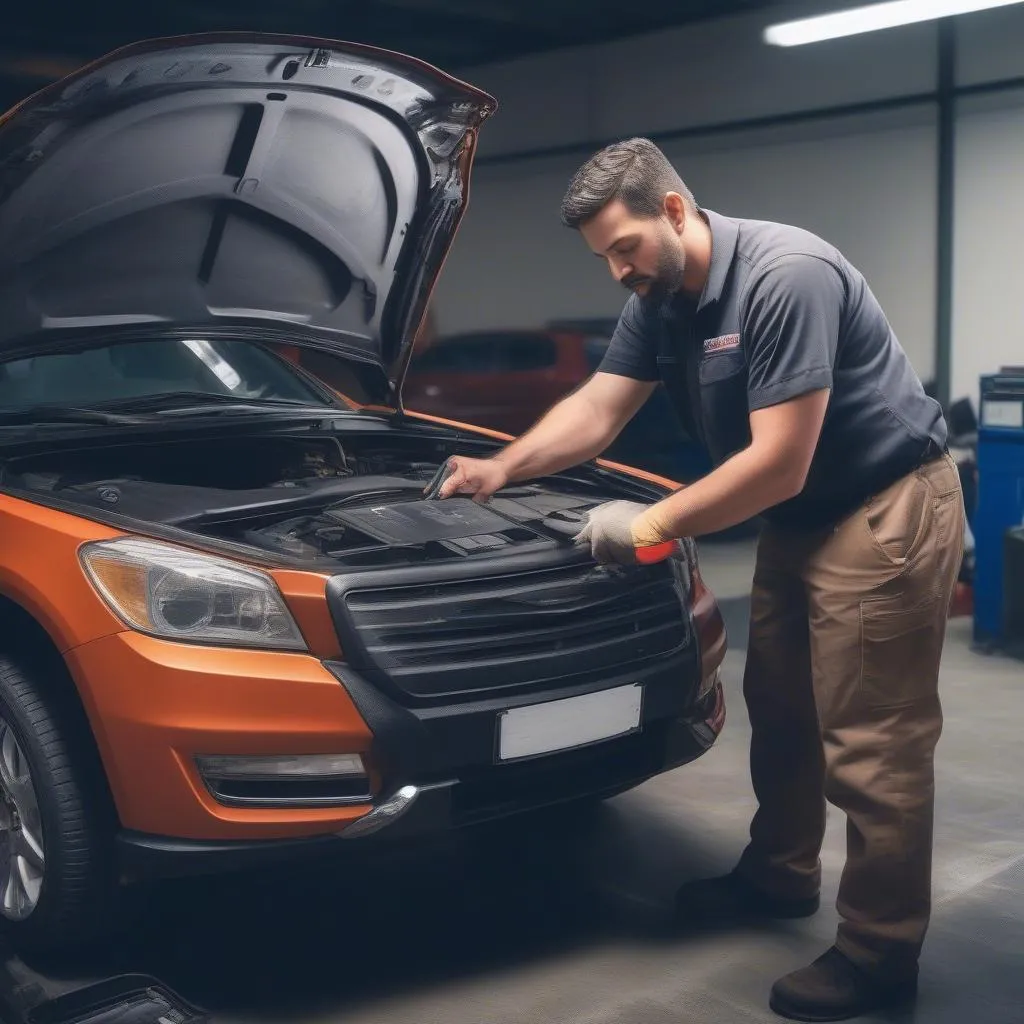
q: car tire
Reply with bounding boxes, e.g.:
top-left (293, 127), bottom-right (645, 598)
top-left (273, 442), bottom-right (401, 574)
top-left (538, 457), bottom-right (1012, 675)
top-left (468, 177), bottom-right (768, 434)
top-left (0, 647), bottom-right (131, 955)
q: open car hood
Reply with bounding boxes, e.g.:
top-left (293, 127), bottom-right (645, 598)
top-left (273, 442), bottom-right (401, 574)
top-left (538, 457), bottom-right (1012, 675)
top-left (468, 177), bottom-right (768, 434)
top-left (0, 33), bottom-right (496, 405)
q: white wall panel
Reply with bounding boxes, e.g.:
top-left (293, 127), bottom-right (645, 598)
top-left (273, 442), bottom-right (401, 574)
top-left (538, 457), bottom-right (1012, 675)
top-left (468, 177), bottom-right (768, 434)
top-left (461, 2), bottom-right (937, 159)
top-left (951, 90), bottom-right (1024, 406)
top-left (956, 3), bottom-right (1024, 87)
top-left (460, 48), bottom-right (598, 157)
top-left (589, 12), bottom-right (936, 142)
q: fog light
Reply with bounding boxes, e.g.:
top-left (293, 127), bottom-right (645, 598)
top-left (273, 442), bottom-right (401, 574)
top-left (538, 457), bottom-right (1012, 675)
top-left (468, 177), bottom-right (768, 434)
top-left (196, 753), bottom-right (371, 808)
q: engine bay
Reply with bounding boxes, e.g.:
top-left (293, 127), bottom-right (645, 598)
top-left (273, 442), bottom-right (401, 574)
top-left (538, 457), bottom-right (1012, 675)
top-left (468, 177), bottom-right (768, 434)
top-left (0, 427), bottom-right (635, 569)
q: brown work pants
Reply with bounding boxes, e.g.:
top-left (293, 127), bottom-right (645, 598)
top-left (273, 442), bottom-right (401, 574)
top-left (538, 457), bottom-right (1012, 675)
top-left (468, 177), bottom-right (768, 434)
top-left (736, 452), bottom-right (965, 974)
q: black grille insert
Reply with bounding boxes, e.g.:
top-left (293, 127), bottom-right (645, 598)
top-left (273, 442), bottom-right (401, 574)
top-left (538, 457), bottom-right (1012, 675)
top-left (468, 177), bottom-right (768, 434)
top-left (329, 557), bottom-right (690, 703)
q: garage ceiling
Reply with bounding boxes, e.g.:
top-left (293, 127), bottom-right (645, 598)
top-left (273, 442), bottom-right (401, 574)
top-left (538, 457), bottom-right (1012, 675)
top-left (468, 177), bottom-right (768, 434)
top-left (1, 0), bottom-right (784, 107)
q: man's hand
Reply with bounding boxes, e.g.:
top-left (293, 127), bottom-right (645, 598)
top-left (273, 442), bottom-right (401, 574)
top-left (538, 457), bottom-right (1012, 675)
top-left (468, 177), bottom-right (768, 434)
top-left (428, 456), bottom-right (509, 502)
top-left (573, 500), bottom-right (673, 565)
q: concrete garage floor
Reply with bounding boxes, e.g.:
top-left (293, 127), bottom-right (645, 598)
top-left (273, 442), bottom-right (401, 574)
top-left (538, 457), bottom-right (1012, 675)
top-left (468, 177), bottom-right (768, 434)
top-left (14, 538), bottom-right (1024, 1024)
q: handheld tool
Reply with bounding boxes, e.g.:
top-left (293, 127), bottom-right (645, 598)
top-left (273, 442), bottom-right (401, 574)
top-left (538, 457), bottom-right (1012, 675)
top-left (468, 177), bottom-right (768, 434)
top-left (635, 540), bottom-right (681, 564)
top-left (422, 460), bottom-right (454, 500)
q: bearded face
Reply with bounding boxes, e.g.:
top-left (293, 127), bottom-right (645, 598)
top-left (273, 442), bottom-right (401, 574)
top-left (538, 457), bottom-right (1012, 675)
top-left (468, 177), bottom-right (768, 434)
top-left (580, 199), bottom-right (688, 304)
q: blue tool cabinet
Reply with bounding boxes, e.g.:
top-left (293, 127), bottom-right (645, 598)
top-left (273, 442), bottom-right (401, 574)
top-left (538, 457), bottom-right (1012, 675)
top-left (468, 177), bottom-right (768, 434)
top-left (973, 370), bottom-right (1024, 648)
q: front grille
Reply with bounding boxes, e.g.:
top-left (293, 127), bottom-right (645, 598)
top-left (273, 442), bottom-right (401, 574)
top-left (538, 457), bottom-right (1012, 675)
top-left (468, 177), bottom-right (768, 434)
top-left (329, 558), bottom-right (690, 703)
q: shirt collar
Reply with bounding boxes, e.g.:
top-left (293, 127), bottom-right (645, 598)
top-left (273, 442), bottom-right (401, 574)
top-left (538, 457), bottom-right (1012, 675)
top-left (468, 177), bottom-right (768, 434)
top-left (695, 208), bottom-right (740, 312)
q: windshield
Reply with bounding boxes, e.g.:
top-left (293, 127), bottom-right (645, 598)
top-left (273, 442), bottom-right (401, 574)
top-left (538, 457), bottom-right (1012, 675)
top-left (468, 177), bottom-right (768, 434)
top-left (0, 338), bottom-right (333, 412)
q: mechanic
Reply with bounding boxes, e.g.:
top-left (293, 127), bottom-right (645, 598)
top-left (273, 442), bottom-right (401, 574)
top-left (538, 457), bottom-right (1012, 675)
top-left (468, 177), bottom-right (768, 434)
top-left (432, 137), bottom-right (965, 1021)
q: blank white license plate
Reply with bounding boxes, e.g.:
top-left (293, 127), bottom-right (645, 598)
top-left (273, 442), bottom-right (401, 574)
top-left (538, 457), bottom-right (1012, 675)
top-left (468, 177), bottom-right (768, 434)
top-left (497, 684), bottom-right (643, 762)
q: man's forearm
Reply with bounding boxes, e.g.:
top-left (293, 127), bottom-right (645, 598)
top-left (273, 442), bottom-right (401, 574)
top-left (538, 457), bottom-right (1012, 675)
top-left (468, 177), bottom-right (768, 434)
top-left (633, 390), bottom-right (829, 543)
top-left (491, 390), bottom-right (617, 482)
top-left (634, 444), bottom-right (801, 542)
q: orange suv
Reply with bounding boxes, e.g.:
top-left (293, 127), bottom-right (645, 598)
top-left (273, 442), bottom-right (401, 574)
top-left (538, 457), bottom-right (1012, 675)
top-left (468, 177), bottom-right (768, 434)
top-left (0, 33), bottom-right (727, 953)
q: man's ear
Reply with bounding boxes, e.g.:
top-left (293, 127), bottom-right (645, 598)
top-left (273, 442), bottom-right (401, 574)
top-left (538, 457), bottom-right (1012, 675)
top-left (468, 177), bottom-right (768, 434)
top-left (662, 192), bottom-right (688, 234)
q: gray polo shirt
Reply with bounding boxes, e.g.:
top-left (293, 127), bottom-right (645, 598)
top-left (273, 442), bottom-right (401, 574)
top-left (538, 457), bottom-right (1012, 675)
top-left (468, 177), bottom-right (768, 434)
top-left (598, 208), bottom-right (947, 530)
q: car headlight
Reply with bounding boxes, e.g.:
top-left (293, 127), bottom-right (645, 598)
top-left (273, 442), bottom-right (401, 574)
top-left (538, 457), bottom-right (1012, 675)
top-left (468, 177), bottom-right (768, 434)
top-left (79, 537), bottom-right (307, 650)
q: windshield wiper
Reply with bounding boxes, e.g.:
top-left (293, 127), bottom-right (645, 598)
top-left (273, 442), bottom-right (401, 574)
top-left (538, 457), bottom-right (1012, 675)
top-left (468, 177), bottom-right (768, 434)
top-left (0, 405), bottom-right (149, 426)
top-left (102, 392), bottom-right (322, 414)
top-left (0, 395), bottom-right (328, 431)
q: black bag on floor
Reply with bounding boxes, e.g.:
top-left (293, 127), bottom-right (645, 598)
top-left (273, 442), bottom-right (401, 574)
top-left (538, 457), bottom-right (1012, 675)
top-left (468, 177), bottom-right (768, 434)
top-left (24, 975), bottom-right (207, 1024)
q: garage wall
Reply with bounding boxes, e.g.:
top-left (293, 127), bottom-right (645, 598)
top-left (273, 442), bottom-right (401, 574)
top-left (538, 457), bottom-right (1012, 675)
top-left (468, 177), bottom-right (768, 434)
top-left (952, 3), bottom-right (1024, 405)
top-left (459, 0), bottom-right (936, 158)
top-left (441, 110), bottom-right (938, 377)
top-left (429, 1), bottom-right (1024, 404)
top-left (951, 89), bottom-right (1024, 406)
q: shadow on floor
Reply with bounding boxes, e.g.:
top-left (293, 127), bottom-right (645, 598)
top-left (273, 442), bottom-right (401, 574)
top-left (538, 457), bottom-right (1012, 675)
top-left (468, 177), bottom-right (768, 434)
top-left (14, 800), bottom-right (731, 1022)
top-left (8, 616), bottom-right (1021, 1024)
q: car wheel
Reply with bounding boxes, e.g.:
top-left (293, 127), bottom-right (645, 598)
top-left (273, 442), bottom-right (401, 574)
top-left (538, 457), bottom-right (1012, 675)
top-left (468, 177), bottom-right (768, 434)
top-left (0, 649), bottom-right (127, 954)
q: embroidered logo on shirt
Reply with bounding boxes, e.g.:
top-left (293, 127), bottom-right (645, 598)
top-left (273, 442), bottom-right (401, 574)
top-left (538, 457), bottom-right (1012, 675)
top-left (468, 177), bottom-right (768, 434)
top-left (703, 333), bottom-right (741, 354)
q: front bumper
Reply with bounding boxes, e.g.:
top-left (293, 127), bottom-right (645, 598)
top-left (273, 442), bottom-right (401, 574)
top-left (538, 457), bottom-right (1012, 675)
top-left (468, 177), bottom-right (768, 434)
top-left (65, 631), bottom-right (377, 841)
top-left (117, 676), bottom-right (724, 879)
top-left (66, 625), bottom-right (723, 875)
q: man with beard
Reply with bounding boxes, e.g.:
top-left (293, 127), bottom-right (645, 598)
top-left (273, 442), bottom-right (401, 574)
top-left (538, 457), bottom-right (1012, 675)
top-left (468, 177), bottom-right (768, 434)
top-left (432, 138), bottom-right (964, 1021)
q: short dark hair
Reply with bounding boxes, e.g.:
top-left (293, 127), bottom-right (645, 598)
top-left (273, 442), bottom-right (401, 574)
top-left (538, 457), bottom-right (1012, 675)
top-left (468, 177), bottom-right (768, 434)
top-left (560, 138), bottom-right (696, 228)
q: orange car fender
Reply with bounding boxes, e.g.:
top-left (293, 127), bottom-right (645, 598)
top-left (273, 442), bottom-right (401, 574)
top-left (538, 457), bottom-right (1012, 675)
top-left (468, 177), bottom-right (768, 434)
top-left (0, 493), bottom-right (126, 652)
top-left (269, 570), bottom-right (343, 661)
top-left (0, 492), bottom-right (347, 658)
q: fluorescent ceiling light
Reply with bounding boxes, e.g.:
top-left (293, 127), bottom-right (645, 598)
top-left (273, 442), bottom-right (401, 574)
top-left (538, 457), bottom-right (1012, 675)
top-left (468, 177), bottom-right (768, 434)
top-left (764, 0), bottom-right (1024, 46)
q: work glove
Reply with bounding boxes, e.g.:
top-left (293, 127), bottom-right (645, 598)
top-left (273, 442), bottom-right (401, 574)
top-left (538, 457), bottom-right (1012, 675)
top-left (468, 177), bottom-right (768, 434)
top-left (573, 500), bottom-right (674, 566)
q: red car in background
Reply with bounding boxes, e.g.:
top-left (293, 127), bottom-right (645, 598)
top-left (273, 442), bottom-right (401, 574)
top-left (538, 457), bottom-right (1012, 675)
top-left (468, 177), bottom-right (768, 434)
top-left (403, 321), bottom-right (716, 486)
top-left (403, 326), bottom-right (598, 436)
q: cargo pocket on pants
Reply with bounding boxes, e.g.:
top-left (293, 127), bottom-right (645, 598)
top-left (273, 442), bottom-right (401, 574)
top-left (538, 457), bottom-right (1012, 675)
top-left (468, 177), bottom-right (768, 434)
top-left (860, 592), bottom-right (943, 709)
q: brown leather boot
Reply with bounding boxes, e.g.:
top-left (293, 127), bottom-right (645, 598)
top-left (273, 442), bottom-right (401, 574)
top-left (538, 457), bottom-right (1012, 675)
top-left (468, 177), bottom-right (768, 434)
top-left (673, 869), bottom-right (820, 926)
top-left (769, 946), bottom-right (919, 1022)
